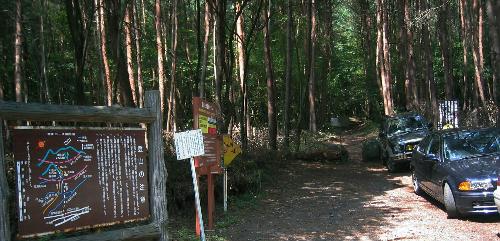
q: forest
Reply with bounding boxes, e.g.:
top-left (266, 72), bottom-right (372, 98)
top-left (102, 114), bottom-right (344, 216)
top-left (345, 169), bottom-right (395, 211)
top-left (0, 0), bottom-right (498, 151)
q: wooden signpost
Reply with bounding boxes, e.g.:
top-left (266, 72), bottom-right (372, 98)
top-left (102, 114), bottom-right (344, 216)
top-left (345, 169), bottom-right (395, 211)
top-left (0, 91), bottom-right (169, 241)
top-left (191, 97), bottom-right (222, 234)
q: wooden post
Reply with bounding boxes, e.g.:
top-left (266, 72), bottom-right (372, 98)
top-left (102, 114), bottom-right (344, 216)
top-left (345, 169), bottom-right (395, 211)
top-left (207, 173), bottom-right (214, 230)
top-left (0, 119), bottom-right (11, 241)
top-left (145, 91), bottom-right (169, 241)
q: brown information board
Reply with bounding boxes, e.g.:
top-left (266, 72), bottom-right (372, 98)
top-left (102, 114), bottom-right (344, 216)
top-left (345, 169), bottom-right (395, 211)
top-left (192, 97), bottom-right (222, 175)
top-left (12, 128), bottom-right (150, 238)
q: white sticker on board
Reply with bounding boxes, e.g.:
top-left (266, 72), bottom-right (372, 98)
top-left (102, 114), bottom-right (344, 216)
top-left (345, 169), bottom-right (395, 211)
top-left (173, 129), bottom-right (205, 160)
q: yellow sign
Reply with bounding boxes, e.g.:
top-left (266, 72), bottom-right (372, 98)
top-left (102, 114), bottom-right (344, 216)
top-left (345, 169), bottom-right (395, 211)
top-left (223, 135), bottom-right (241, 166)
top-left (199, 115), bottom-right (208, 133)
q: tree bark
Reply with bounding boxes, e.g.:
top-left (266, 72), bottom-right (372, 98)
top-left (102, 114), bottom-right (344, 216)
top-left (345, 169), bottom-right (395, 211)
top-left (358, 0), bottom-right (379, 119)
top-left (263, 0), bottom-right (277, 150)
top-left (166, 0), bottom-right (178, 132)
top-left (403, 0), bottom-right (418, 108)
top-left (40, 0), bottom-right (51, 103)
top-left (199, 1), bottom-right (211, 98)
top-left (132, 1), bottom-right (144, 108)
top-left (376, 0), bottom-right (394, 116)
top-left (124, 4), bottom-right (137, 106)
top-left (486, 0), bottom-right (499, 103)
top-left (214, 0), bottom-right (226, 111)
top-left (14, 0), bottom-right (23, 102)
top-left (236, 1), bottom-right (248, 151)
top-left (284, 0), bottom-right (292, 150)
top-left (459, 0), bottom-right (471, 109)
top-left (108, 0), bottom-right (134, 107)
top-left (198, 1), bottom-right (211, 98)
top-left (437, 0), bottom-right (454, 100)
top-left (65, 0), bottom-right (90, 105)
top-left (308, 0), bottom-right (317, 132)
top-left (471, 0), bottom-right (487, 105)
top-left (97, 0), bottom-right (112, 106)
top-left (421, 0), bottom-right (438, 124)
top-left (155, 0), bottom-right (166, 115)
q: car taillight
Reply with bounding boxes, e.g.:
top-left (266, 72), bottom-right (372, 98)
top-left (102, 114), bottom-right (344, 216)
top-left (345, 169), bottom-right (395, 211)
top-left (497, 177), bottom-right (500, 187)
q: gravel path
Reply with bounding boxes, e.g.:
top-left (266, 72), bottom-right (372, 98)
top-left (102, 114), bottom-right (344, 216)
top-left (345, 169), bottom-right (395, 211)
top-left (220, 131), bottom-right (500, 241)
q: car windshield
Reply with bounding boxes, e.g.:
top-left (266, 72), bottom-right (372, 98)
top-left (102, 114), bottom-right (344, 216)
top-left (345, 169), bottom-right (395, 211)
top-left (443, 129), bottom-right (500, 161)
top-left (387, 116), bottom-right (426, 136)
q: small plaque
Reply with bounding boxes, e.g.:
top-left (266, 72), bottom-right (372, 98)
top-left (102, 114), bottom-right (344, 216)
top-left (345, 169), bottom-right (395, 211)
top-left (174, 129), bottom-right (205, 160)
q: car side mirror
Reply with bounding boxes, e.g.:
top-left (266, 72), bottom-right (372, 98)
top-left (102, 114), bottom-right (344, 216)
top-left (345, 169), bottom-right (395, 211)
top-left (427, 153), bottom-right (439, 162)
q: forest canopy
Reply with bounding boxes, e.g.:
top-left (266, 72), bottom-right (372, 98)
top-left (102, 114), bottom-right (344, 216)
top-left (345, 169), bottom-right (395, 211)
top-left (0, 0), bottom-right (498, 150)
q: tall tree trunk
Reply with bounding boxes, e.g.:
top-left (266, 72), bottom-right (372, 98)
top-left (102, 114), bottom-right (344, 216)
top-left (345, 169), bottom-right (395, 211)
top-left (124, 4), bottom-right (137, 106)
top-left (376, 0), bottom-right (394, 115)
top-left (65, 0), bottom-right (90, 105)
top-left (437, 0), bottom-right (454, 100)
top-left (263, 0), bottom-right (277, 150)
top-left (422, 0), bottom-right (438, 124)
top-left (97, 0), bottom-right (112, 106)
top-left (14, 0), bottom-right (23, 102)
top-left (403, 0), bottom-right (418, 108)
top-left (486, 0), bottom-right (499, 103)
top-left (214, 0), bottom-right (226, 114)
top-left (236, 1), bottom-right (248, 151)
top-left (381, 0), bottom-right (393, 115)
top-left (40, 0), bottom-right (51, 103)
top-left (167, 0), bottom-right (178, 132)
top-left (459, 0), bottom-right (471, 109)
top-left (284, 0), bottom-right (292, 150)
top-left (359, 0), bottom-right (379, 119)
top-left (108, 0), bottom-right (134, 107)
top-left (199, 2), bottom-right (211, 98)
top-left (308, 0), bottom-right (317, 132)
top-left (155, 0), bottom-right (166, 114)
top-left (471, 0), bottom-right (487, 105)
top-left (132, 1), bottom-right (144, 108)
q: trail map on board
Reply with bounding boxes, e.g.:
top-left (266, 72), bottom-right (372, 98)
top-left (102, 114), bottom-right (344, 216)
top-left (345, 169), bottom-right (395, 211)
top-left (13, 128), bottom-right (150, 238)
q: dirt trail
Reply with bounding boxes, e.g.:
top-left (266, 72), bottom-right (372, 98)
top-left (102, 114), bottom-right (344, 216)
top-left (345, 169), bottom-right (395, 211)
top-left (219, 131), bottom-right (500, 241)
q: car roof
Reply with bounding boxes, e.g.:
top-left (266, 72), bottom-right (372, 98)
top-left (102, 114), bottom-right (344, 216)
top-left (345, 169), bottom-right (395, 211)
top-left (385, 112), bottom-right (424, 120)
top-left (436, 127), bottom-right (500, 136)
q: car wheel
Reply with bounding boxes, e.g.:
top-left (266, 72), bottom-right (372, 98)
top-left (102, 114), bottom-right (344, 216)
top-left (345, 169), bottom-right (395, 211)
top-left (387, 158), bottom-right (397, 173)
top-left (443, 183), bottom-right (459, 219)
top-left (380, 149), bottom-right (387, 166)
top-left (411, 169), bottom-right (423, 195)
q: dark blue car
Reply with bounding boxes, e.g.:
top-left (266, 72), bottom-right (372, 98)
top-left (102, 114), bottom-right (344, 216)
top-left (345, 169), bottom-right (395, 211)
top-left (411, 127), bottom-right (500, 218)
top-left (379, 113), bottom-right (431, 172)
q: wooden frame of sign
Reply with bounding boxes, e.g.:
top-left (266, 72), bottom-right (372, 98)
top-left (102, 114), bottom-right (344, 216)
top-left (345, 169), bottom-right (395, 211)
top-left (0, 91), bottom-right (168, 241)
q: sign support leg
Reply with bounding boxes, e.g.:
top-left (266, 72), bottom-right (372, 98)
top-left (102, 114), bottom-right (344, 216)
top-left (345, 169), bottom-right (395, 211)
top-left (190, 158), bottom-right (206, 241)
top-left (207, 172), bottom-right (214, 230)
top-left (223, 169), bottom-right (227, 212)
top-left (0, 119), bottom-right (11, 241)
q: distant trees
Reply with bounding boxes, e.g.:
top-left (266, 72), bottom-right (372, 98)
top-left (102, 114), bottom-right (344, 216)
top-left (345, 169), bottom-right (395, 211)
top-left (1, 0), bottom-right (498, 149)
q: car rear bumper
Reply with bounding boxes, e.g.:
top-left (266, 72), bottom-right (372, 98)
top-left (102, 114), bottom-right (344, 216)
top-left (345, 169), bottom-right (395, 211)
top-left (455, 191), bottom-right (498, 215)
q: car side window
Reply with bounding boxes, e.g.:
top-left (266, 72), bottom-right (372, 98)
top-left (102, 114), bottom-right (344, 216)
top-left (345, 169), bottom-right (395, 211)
top-left (417, 136), bottom-right (431, 153)
top-left (427, 136), bottom-right (440, 156)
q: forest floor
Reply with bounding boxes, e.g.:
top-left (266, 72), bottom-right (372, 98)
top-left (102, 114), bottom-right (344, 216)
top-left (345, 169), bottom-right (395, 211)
top-left (170, 125), bottom-right (500, 241)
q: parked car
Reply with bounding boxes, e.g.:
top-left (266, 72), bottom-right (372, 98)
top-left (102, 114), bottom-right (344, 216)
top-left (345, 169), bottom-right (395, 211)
top-left (379, 113), bottom-right (431, 172)
top-left (411, 127), bottom-right (500, 218)
top-left (494, 178), bottom-right (500, 214)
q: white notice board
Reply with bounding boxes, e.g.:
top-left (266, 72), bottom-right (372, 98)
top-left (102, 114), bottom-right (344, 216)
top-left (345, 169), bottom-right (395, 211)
top-left (173, 129), bottom-right (205, 160)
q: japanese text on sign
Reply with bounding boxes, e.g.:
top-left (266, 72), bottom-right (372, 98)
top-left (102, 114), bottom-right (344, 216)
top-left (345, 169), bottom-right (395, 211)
top-left (174, 129), bottom-right (205, 160)
top-left (13, 128), bottom-right (150, 238)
